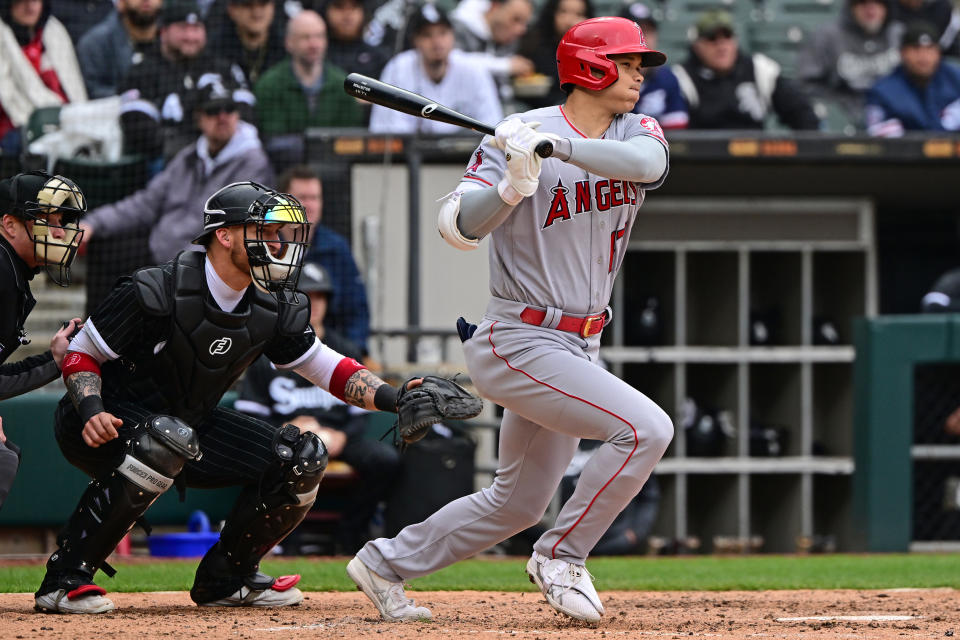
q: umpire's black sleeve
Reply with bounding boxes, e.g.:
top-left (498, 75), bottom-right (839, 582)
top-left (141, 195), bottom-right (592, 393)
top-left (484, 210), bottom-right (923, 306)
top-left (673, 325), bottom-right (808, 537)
top-left (0, 352), bottom-right (60, 401)
top-left (0, 264), bottom-right (60, 400)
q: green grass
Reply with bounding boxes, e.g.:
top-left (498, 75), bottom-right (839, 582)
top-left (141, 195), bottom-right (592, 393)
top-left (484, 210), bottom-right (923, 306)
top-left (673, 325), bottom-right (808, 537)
top-left (1, 554), bottom-right (959, 593)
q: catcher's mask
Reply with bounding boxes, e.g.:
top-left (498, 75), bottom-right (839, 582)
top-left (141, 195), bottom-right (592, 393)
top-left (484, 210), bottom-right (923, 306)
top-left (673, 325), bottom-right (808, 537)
top-left (195, 181), bottom-right (310, 302)
top-left (0, 171), bottom-right (87, 286)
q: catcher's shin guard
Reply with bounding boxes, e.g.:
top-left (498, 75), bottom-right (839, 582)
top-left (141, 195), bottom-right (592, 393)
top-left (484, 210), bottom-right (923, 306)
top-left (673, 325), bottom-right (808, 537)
top-left (37, 416), bottom-right (200, 595)
top-left (190, 425), bottom-right (327, 604)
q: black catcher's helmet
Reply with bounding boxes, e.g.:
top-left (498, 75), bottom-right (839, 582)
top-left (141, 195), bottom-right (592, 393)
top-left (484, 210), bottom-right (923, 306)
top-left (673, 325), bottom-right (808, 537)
top-left (0, 171), bottom-right (87, 286)
top-left (193, 181), bottom-right (309, 301)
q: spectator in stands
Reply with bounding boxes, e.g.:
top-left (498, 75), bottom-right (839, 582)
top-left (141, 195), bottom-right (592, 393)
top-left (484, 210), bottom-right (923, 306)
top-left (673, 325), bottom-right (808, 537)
top-left (255, 9), bottom-right (364, 135)
top-left (119, 0), bottom-right (254, 161)
top-left (0, 0), bottom-right (87, 155)
top-left (78, 82), bottom-right (272, 263)
top-left (208, 0), bottom-right (285, 84)
top-left (515, 0), bottom-right (593, 109)
top-left (370, 4), bottom-right (502, 133)
top-left (891, 0), bottom-right (960, 56)
top-left (321, 0), bottom-right (389, 80)
top-left (623, 2), bottom-right (688, 129)
top-left (76, 0), bottom-right (161, 99)
top-left (49, 0), bottom-right (112, 43)
top-left (675, 10), bottom-right (819, 130)
top-left (236, 261), bottom-right (397, 554)
top-left (280, 165), bottom-right (370, 352)
top-left (866, 21), bottom-right (960, 135)
top-left (797, 0), bottom-right (901, 128)
top-left (450, 0), bottom-right (535, 107)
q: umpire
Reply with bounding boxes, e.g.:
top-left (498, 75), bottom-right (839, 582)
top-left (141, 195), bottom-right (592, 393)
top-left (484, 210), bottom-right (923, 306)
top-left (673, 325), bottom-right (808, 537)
top-left (35, 181), bottom-right (468, 614)
top-left (0, 171), bottom-right (87, 509)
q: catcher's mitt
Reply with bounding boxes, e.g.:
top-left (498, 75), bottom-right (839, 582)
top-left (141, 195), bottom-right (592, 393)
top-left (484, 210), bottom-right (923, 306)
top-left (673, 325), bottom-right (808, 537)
top-left (395, 376), bottom-right (483, 444)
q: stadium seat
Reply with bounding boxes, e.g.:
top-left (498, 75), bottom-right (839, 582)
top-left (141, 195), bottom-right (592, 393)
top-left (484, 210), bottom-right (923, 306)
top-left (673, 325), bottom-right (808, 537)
top-left (748, 18), bottom-right (809, 75)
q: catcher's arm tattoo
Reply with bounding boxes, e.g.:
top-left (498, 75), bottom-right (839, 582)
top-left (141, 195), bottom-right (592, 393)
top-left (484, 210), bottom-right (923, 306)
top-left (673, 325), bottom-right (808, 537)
top-left (343, 369), bottom-right (390, 410)
top-left (66, 370), bottom-right (102, 410)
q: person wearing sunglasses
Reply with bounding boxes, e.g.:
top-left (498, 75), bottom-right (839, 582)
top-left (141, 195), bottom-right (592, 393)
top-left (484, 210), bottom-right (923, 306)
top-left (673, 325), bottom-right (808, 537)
top-left (673, 9), bottom-right (819, 130)
top-left (78, 79), bottom-right (272, 308)
top-left (118, 0), bottom-right (256, 161)
top-left (0, 171), bottom-right (87, 510)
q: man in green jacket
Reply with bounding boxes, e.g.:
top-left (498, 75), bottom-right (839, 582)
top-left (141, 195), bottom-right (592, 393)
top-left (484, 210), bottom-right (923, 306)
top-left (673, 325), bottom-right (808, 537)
top-left (254, 9), bottom-right (363, 135)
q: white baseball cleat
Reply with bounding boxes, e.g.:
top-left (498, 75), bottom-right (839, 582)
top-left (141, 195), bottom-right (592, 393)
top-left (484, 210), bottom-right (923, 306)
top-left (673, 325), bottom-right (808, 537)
top-left (526, 551), bottom-right (604, 623)
top-left (35, 585), bottom-right (116, 614)
top-left (346, 556), bottom-right (433, 622)
top-left (199, 575), bottom-right (304, 607)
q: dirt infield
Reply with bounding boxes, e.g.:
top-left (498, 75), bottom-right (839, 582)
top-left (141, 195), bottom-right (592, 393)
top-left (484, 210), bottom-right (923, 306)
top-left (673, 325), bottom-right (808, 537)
top-left (0, 588), bottom-right (957, 639)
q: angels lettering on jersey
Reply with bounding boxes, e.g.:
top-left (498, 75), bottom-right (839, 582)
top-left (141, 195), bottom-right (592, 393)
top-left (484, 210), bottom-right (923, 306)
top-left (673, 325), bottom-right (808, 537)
top-left (542, 178), bottom-right (643, 230)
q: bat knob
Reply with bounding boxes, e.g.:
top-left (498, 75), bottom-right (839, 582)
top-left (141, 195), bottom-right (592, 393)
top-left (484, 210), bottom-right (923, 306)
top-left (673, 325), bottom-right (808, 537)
top-left (535, 140), bottom-right (553, 158)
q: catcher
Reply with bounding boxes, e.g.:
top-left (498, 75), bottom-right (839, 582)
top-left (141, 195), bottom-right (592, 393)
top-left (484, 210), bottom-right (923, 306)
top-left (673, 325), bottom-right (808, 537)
top-left (35, 181), bottom-right (481, 614)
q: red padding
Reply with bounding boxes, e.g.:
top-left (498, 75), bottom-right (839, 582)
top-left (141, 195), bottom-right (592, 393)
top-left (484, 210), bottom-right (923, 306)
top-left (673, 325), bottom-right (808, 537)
top-left (67, 584), bottom-right (107, 599)
top-left (328, 358), bottom-right (366, 403)
top-left (62, 351), bottom-right (101, 379)
top-left (271, 575), bottom-right (301, 591)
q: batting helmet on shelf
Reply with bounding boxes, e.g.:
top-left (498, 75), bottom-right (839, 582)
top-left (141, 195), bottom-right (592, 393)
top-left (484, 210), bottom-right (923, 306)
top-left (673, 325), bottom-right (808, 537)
top-left (556, 16), bottom-right (666, 93)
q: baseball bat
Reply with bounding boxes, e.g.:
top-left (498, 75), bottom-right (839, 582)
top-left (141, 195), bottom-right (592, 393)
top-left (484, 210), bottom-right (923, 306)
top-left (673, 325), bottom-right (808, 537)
top-left (344, 73), bottom-right (554, 158)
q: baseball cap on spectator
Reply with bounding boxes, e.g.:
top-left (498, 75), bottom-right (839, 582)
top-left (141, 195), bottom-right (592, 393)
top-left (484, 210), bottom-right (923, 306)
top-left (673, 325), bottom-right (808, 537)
top-left (901, 21), bottom-right (939, 48)
top-left (618, 2), bottom-right (657, 30)
top-left (162, 0), bottom-right (202, 25)
top-left (299, 263), bottom-right (334, 295)
top-left (694, 9), bottom-right (735, 40)
top-left (192, 79), bottom-right (239, 114)
top-left (409, 3), bottom-right (452, 36)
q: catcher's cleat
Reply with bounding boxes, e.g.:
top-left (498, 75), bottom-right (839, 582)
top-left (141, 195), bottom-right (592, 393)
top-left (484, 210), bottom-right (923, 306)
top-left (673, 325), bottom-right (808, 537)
top-left (526, 551), bottom-right (604, 623)
top-left (346, 556), bottom-right (432, 622)
top-left (35, 584), bottom-right (115, 614)
top-left (198, 574), bottom-right (304, 607)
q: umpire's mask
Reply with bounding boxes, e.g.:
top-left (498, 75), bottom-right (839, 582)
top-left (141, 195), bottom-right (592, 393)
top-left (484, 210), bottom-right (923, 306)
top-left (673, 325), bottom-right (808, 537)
top-left (0, 171), bottom-right (87, 286)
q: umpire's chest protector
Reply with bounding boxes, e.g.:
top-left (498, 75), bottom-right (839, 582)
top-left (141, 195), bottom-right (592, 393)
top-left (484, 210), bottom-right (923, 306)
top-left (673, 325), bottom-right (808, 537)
top-left (116, 251), bottom-right (306, 426)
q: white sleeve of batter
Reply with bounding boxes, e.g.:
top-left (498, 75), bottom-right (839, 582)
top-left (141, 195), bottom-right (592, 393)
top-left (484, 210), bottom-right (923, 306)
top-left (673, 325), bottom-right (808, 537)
top-left (456, 135), bottom-right (667, 240)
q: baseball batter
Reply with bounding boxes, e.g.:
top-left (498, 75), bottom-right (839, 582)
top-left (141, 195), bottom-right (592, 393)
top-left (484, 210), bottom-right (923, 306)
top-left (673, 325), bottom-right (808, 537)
top-left (348, 17), bottom-right (673, 624)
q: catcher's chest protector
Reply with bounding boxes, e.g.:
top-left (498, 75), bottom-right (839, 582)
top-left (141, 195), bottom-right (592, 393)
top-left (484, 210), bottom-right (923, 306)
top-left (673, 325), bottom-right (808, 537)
top-left (105, 251), bottom-right (285, 426)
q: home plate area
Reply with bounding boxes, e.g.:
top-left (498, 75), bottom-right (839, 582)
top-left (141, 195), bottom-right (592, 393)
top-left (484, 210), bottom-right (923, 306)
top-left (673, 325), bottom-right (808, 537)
top-left (0, 588), bottom-right (956, 639)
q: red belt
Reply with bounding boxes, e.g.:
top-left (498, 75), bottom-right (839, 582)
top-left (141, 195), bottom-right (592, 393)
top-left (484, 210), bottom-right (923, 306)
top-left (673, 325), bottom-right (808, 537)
top-left (519, 307), bottom-right (607, 338)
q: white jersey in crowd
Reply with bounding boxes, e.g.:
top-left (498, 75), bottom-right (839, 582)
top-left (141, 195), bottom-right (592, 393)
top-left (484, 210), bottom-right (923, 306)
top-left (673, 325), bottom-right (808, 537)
top-left (370, 49), bottom-right (503, 134)
top-left (459, 105), bottom-right (669, 316)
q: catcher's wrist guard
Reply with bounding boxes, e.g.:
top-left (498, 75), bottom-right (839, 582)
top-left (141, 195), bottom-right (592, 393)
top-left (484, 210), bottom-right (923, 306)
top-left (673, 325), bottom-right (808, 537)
top-left (373, 384), bottom-right (399, 413)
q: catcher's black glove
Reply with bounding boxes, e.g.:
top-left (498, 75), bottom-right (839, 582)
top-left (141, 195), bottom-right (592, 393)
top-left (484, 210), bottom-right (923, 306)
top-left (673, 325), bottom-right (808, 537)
top-left (394, 376), bottom-right (483, 444)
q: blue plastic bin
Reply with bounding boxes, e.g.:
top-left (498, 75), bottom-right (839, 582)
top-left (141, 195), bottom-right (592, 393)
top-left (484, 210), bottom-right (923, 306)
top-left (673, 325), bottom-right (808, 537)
top-left (147, 511), bottom-right (220, 557)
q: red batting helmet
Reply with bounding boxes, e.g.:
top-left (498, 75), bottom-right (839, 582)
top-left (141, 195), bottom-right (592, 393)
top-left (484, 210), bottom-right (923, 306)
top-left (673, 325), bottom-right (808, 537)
top-left (557, 17), bottom-right (666, 92)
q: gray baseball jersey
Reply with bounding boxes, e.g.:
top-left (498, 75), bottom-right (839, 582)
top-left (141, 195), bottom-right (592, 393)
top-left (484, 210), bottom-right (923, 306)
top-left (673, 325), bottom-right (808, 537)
top-left (357, 105), bottom-right (673, 587)
top-left (462, 105), bottom-right (668, 315)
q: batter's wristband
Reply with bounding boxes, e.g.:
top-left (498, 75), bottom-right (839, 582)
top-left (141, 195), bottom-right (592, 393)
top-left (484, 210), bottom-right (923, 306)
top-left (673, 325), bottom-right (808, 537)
top-left (78, 395), bottom-right (106, 424)
top-left (374, 384), bottom-right (399, 413)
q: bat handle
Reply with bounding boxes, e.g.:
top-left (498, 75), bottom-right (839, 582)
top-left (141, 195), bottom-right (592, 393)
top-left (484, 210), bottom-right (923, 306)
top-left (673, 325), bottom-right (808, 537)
top-left (534, 140), bottom-right (553, 158)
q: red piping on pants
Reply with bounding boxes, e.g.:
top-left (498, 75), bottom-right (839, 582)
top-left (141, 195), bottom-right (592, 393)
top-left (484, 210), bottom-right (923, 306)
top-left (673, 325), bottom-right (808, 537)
top-left (487, 321), bottom-right (639, 559)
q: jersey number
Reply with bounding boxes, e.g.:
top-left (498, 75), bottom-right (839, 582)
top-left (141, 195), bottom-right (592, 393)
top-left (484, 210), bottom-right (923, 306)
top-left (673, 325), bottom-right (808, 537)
top-left (609, 227), bottom-right (626, 273)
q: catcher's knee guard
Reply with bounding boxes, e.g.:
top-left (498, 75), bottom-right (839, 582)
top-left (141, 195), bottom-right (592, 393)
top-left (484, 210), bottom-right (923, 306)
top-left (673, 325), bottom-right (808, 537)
top-left (39, 416), bottom-right (199, 593)
top-left (190, 424), bottom-right (327, 604)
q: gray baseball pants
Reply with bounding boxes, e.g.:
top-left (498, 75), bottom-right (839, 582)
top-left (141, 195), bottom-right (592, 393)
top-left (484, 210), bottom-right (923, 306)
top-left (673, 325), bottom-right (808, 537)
top-left (358, 315), bottom-right (673, 582)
